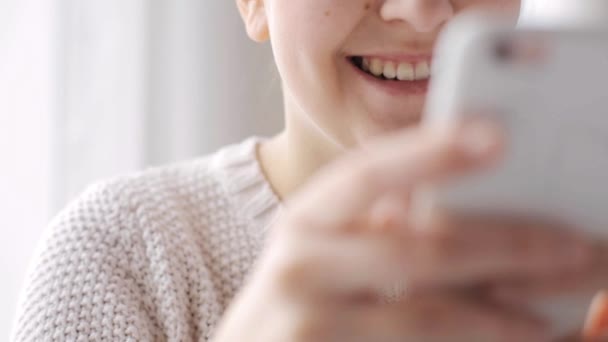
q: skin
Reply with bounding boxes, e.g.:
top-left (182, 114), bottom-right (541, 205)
top-left (215, 118), bottom-right (592, 341)
top-left (211, 1), bottom-right (606, 341)
top-left (253, 0), bottom-right (521, 198)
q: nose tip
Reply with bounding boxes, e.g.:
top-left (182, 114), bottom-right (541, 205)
top-left (380, 0), bottom-right (454, 33)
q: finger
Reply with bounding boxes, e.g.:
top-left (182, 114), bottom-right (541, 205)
top-left (272, 214), bottom-right (591, 298)
top-left (367, 193), bottom-right (412, 233)
top-left (270, 231), bottom-right (422, 298)
top-left (285, 118), bottom-right (505, 233)
top-left (319, 294), bottom-right (550, 342)
top-left (403, 212), bottom-right (592, 288)
top-left (485, 242), bottom-right (608, 300)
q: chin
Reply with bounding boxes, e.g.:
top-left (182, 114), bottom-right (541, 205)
top-left (351, 112), bottom-right (423, 144)
top-left (368, 110), bottom-right (422, 133)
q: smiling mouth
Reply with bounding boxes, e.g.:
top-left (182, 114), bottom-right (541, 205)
top-left (349, 56), bottom-right (431, 82)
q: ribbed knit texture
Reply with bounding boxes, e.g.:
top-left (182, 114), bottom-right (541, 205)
top-left (11, 137), bottom-right (282, 342)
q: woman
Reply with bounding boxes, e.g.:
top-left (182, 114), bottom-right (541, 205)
top-left (12, 1), bottom-right (608, 341)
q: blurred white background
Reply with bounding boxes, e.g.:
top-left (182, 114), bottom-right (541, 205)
top-left (0, 0), bottom-right (575, 338)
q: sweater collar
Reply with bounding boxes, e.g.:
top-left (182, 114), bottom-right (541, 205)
top-left (212, 137), bottom-right (283, 235)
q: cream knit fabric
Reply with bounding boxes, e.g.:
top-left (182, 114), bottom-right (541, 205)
top-left (11, 137), bottom-right (282, 342)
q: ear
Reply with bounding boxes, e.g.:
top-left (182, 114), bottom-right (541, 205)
top-left (237, 0), bottom-right (270, 42)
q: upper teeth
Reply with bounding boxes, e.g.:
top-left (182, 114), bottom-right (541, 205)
top-left (361, 58), bottom-right (430, 81)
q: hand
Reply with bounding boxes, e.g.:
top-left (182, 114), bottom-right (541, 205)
top-left (481, 238), bottom-right (608, 340)
top-left (213, 118), bottom-right (592, 342)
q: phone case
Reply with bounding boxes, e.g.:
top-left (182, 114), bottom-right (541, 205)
top-left (423, 14), bottom-right (608, 337)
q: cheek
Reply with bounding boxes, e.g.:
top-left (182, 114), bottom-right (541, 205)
top-left (267, 0), bottom-right (370, 57)
top-left (267, 0), bottom-right (369, 98)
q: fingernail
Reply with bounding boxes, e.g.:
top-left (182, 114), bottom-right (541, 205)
top-left (459, 120), bottom-right (501, 158)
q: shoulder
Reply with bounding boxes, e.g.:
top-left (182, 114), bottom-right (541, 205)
top-left (45, 153), bottom-right (214, 244)
top-left (64, 136), bottom-right (263, 231)
top-left (12, 138), bottom-right (265, 341)
top-left (40, 135), bottom-right (267, 260)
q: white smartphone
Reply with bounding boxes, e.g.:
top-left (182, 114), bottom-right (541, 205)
top-left (423, 14), bottom-right (608, 337)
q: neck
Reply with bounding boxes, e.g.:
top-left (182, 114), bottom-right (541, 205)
top-left (258, 96), bottom-right (345, 201)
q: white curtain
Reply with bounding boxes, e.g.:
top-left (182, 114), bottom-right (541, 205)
top-left (57, 0), bottom-right (283, 207)
top-left (55, 0), bottom-right (150, 207)
top-left (0, 0), bottom-right (55, 337)
top-left (145, 1), bottom-right (283, 166)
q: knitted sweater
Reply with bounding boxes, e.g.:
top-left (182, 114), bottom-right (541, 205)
top-left (11, 137), bottom-right (282, 342)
